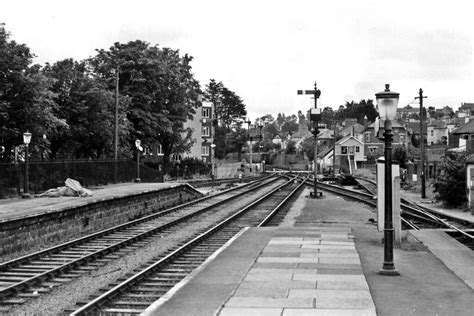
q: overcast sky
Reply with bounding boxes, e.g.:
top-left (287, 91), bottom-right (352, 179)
top-left (2, 0), bottom-right (473, 121)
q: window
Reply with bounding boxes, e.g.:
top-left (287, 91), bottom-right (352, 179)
top-left (365, 132), bottom-right (371, 142)
top-left (356, 146), bottom-right (360, 153)
top-left (202, 107), bottom-right (210, 118)
top-left (201, 146), bottom-right (209, 156)
top-left (341, 146), bottom-right (347, 154)
top-left (202, 126), bottom-right (210, 136)
top-left (430, 130), bottom-right (434, 136)
top-left (157, 144), bottom-right (163, 155)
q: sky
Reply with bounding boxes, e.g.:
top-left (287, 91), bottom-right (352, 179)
top-left (2, 0), bottom-right (473, 121)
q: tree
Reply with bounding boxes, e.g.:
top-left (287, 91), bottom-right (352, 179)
top-left (301, 137), bottom-right (316, 161)
top-left (90, 41), bottom-right (201, 163)
top-left (336, 99), bottom-right (378, 123)
top-left (286, 140), bottom-right (296, 154)
top-left (204, 79), bottom-right (246, 128)
top-left (0, 24), bottom-right (65, 161)
top-left (433, 151), bottom-right (467, 207)
top-left (43, 58), bottom-right (133, 159)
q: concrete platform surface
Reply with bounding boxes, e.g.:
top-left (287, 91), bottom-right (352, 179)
top-left (0, 182), bottom-right (182, 222)
top-left (143, 188), bottom-right (474, 316)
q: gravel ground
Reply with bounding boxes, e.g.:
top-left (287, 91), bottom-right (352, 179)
top-left (2, 180), bottom-right (284, 315)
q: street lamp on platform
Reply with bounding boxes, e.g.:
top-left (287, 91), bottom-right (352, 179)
top-left (210, 143), bottom-right (216, 180)
top-left (376, 83), bottom-right (400, 276)
top-left (135, 139), bottom-right (142, 183)
top-left (22, 131), bottom-right (32, 198)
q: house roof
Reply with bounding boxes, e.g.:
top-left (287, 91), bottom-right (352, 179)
top-left (318, 146), bottom-right (333, 158)
top-left (336, 135), bottom-right (364, 145)
top-left (427, 120), bottom-right (445, 128)
top-left (318, 128), bottom-right (334, 139)
top-left (340, 123), bottom-right (365, 136)
top-left (452, 120), bottom-right (474, 135)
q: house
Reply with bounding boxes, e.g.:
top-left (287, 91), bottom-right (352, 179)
top-left (451, 119), bottom-right (474, 154)
top-left (397, 104), bottom-right (420, 121)
top-left (427, 120), bottom-right (447, 145)
top-left (182, 101), bottom-right (214, 162)
top-left (290, 123), bottom-right (313, 152)
top-left (362, 120), bottom-right (409, 162)
top-left (334, 135), bottom-right (365, 174)
top-left (458, 102), bottom-right (474, 117)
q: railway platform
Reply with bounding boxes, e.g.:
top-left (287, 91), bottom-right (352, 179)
top-left (0, 182), bottom-right (183, 222)
top-left (144, 187), bottom-right (474, 316)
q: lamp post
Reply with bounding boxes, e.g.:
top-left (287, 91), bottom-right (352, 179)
top-left (210, 143), bottom-right (216, 181)
top-left (375, 83), bottom-right (400, 276)
top-left (245, 119), bottom-right (252, 174)
top-left (135, 139), bottom-right (142, 183)
top-left (22, 131), bottom-right (32, 198)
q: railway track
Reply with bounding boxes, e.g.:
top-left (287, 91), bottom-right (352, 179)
top-left (67, 175), bottom-right (307, 315)
top-left (0, 175), bottom-right (283, 308)
top-left (297, 176), bottom-right (474, 234)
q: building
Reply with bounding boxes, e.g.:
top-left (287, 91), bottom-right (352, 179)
top-left (182, 101), bottom-right (214, 162)
top-left (334, 135), bottom-right (365, 173)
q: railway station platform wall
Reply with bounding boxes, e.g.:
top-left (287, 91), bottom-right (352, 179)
top-left (0, 184), bottom-right (202, 259)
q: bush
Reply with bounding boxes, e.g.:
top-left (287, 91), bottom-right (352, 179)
top-left (433, 151), bottom-right (467, 207)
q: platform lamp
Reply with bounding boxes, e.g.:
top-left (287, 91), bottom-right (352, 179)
top-left (135, 139), bottom-right (142, 183)
top-left (22, 131), bottom-right (32, 198)
top-left (210, 143), bottom-right (216, 181)
top-left (376, 83), bottom-right (400, 276)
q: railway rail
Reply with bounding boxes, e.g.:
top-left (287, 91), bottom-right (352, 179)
top-left (0, 175), bottom-right (283, 308)
top-left (68, 175), bottom-right (307, 315)
top-left (299, 176), bottom-right (474, 248)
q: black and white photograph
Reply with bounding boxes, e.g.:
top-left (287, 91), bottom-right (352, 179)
top-left (0, 1), bottom-right (473, 315)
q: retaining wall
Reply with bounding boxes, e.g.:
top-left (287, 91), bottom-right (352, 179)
top-left (0, 184), bottom-right (202, 259)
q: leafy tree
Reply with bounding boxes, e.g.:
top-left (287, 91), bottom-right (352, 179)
top-left (286, 140), bottom-right (296, 154)
top-left (90, 41), bottom-right (201, 163)
top-left (301, 137), bottom-right (316, 160)
top-left (43, 58), bottom-right (133, 159)
top-left (336, 99), bottom-right (378, 123)
top-left (204, 79), bottom-right (246, 128)
top-left (0, 24), bottom-right (64, 161)
top-left (433, 151), bottom-right (467, 207)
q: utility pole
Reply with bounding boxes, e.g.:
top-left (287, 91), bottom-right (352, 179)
top-left (333, 118), bottom-right (337, 176)
top-left (298, 81), bottom-right (322, 198)
top-left (416, 88), bottom-right (427, 199)
top-left (114, 64), bottom-right (119, 183)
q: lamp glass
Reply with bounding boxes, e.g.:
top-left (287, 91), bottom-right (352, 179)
top-left (23, 132), bottom-right (32, 145)
top-left (210, 143), bottom-right (216, 148)
top-left (377, 98), bottom-right (398, 121)
top-left (135, 139), bottom-right (141, 148)
top-left (375, 84), bottom-right (399, 121)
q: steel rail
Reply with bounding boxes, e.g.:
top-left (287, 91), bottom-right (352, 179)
top-left (70, 176), bottom-right (301, 315)
top-left (0, 176), bottom-right (279, 301)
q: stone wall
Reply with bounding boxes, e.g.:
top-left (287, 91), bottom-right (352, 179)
top-left (0, 185), bottom-right (202, 259)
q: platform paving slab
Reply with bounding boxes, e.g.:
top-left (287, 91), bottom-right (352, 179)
top-left (354, 227), bottom-right (474, 316)
top-left (142, 227), bottom-right (276, 316)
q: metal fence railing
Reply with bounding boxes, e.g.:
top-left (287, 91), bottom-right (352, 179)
top-left (0, 159), bottom-right (163, 198)
top-left (0, 158), bottom-right (214, 199)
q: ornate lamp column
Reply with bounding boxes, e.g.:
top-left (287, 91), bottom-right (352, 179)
top-left (376, 84), bottom-right (400, 276)
top-left (135, 139), bottom-right (142, 183)
top-left (22, 131), bottom-right (32, 198)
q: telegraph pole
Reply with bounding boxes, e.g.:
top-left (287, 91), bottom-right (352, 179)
top-left (297, 81), bottom-right (322, 198)
top-left (416, 88), bottom-right (427, 199)
top-left (114, 64), bottom-right (119, 183)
